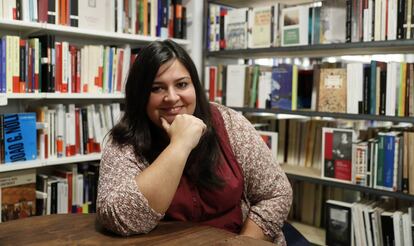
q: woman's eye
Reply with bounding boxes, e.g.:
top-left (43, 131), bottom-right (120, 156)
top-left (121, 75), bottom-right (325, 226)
top-left (177, 82), bottom-right (188, 89)
top-left (151, 86), bottom-right (163, 93)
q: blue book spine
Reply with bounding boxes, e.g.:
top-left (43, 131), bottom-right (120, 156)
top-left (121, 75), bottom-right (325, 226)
top-left (1, 38), bottom-right (6, 93)
top-left (108, 48), bottom-right (113, 93)
top-left (3, 113), bottom-right (37, 163)
top-left (370, 61), bottom-right (377, 115)
top-left (383, 134), bottom-right (395, 189)
top-left (157, 0), bottom-right (162, 37)
top-left (270, 64), bottom-right (293, 110)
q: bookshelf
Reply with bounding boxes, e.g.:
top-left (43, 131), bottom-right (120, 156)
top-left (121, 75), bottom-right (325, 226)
top-left (206, 40), bottom-right (414, 58)
top-left (0, 153), bottom-right (101, 173)
top-left (204, 0), bottom-right (414, 244)
top-left (0, 20), bottom-right (190, 46)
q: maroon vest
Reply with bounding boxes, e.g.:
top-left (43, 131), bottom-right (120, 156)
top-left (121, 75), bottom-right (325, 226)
top-left (165, 105), bottom-right (244, 233)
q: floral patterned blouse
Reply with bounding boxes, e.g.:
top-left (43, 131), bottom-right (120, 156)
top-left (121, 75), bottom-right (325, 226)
top-left (97, 103), bottom-right (292, 245)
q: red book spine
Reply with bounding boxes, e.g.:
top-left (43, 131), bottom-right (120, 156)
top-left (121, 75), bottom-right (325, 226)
top-left (55, 42), bottom-right (62, 92)
top-left (38, 0), bottom-right (49, 22)
top-left (76, 50), bottom-right (81, 93)
top-left (209, 67), bottom-right (216, 101)
top-left (116, 50), bottom-right (124, 92)
top-left (70, 45), bottom-right (77, 93)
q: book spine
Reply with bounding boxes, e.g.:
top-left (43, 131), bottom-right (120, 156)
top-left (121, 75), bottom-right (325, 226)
top-left (70, 0), bottom-right (79, 27)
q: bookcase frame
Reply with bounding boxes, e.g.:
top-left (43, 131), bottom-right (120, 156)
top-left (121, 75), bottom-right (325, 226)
top-left (203, 0), bottom-right (414, 244)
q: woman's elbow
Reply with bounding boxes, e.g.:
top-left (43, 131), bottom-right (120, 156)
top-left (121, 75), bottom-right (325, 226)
top-left (97, 202), bottom-right (160, 236)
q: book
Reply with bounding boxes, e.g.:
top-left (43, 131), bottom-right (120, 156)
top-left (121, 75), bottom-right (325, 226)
top-left (281, 5), bottom-right (309, 46)
top-left (0, 169), bottom-right (36, 222)
top-left (3, 113), bottom-right (37, 163)
top-left (322, 127), bottom-right (355, 183)
top-left (318, 68), bottom-right (347, 113)
top-left (249, 6), bottom-right (273, 48)
top-left (78, 0), bottom-right (112, 32)
top-left (270, 64), bottom-right (294, 110)
top-left (257, 131), bottom-right (278, 158)
top-left (225, 8), bottom-right (248, 50)
top-left (325, 199), bottom-right (353, 246)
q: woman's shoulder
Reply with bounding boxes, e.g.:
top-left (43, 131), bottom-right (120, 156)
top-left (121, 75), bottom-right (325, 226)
top-left (210, 102), bottom-right (242, 119)
top-left (102, 138), bottom-right (135, 160)
top-left (210, 102), bottom-right (249, 127)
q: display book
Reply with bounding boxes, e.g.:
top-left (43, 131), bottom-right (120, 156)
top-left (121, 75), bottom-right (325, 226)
top-left (204, 0), bottom-right (414, 245)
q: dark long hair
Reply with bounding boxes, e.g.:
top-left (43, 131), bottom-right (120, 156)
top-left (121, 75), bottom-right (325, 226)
top-left (110, 40), bottom-right (223, 189)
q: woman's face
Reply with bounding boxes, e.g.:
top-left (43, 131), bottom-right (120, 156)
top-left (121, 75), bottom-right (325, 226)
top-left (146, 59), bottom-right (196, 128)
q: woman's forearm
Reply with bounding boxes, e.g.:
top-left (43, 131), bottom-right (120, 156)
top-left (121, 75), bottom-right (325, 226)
top-left (240, 217), bottom-right (272, 242)
top-left (134, 142), bottom-right (191, 214)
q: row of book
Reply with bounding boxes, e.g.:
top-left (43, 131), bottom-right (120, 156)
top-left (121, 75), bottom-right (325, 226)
top-left (0, 35), bottom-right (134, 94)
top-left (288, 180), bottom-right (360, 228)
top-left (1, 0), bottom-right (187, 39)
top-left (0, 103), bottom-right (121, 164)
top-left (322, 126), bottom-right (414, 195)
top-left (326, 198), bottom-right (414, 246)
top-left (0, 162), bottom-right (99, 223)
top-left (206, 60), bottom-right (414, 117)
top-left (207, 0), bottom-right (414, 51)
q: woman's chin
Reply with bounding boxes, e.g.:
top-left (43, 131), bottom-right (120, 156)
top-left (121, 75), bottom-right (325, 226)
top-left (161, 115), bottom-right (176, 124)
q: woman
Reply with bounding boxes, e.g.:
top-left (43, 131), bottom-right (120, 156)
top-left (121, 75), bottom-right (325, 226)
top-left (97, 40), bottom-right (292, 245)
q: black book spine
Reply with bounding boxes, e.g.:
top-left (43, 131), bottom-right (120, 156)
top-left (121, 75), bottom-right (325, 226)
top-left (81, 108), bottom-right (89, 155)
top-left (363, 66), bottom-right (371, 114)
top-left (49, 35), bottom-right (55, 92)
top-left (48, 0), bottom-right (56, 24)
top-left (379, 70), bottom-right (386, 115)
top-left (51, 182), bottom-right (57, 214)
top-left (70, 0), bottom-right (79, 27)
top-left (19, 40), bottom-right (26, 92)
top-left (397, 0), bottom-right (405, 39)
top-left (182, 6), bottom-right (187, 39)
top-left (346, 0), bottom-right (352, 43)
top-left (16, 0), bottom-right (22, 20)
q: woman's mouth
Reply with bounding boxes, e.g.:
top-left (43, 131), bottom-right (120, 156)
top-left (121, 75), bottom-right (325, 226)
top-left (160, 106), bottom-right (184, 115)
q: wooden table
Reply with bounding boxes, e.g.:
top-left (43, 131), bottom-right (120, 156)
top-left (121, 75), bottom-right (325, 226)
top-left (0, 214), bottom-right (275, 245)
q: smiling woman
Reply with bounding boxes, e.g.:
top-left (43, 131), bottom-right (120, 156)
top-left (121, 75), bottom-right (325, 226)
top-left (96, 40), bottom-right (293, 246)
top-left (146, 59), bottom-right (196, 126)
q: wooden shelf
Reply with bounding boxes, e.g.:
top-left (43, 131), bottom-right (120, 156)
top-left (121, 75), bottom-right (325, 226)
top-left (288, 221), bottom-right (325, 246)
top-left (0, 154), bottom-right (101, 173)
top-left (0, 19), bottom-right (190, 45)
top-left (4, 93), bottom-right (125, 100)
top-left (282, 164), bottom-right (414, 202)
top-left (207, 40), bottom-right (414, 58)
top-left (232, 107), bottom-right (414, 123)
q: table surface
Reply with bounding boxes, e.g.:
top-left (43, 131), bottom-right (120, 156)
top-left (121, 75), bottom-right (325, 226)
top-left (0, 214), bottom-right (275, 245)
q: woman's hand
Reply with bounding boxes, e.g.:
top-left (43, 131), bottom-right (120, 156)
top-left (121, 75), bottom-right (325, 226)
top-left (161, 114), bottom-right (206, 152)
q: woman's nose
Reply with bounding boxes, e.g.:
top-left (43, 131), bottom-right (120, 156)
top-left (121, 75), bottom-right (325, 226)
top-left (164, 88), bottom-right (179, 102)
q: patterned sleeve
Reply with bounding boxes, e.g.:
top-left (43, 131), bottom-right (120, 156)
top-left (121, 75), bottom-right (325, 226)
top-left (96, 141), bottom-right (164, 236)
top-left (216, 104), bottom-right (293, 244)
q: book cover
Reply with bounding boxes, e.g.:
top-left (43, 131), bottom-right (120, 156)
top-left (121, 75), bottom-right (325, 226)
top-left (270, 64), bottom-right (293, 110)
top-left (325, 200), bottom-right (353, 246)
top-left (0, 169), bottom-right (36, 222)
top-left (322, 127), bottom-right (354, 183)
top-left (225, 8), bottom-right (248, 50)
top-left (78, 0), bottom-right (112, 32)
top-left (257, 131), bottom-right (278, 158)
top-left (3, 113), bottom-right (37, 163)
top-left (281, 5), bottom-right (309, 46)
top-left (249, 6), bottom-right (273, 48)
top-left (318, 68), bottom-right (347, 113)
